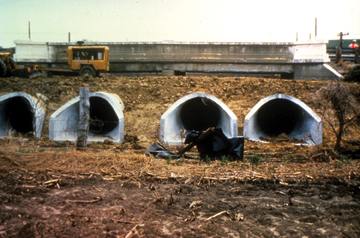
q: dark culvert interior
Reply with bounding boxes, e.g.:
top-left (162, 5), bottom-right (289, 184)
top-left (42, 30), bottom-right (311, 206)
top-left (89, 97), bottom-right (118, 134)
top-left (179, 97), bottom-right (221, 131)
top-left (4, 97), bottom-right (34, 134)
top-left (255, 99), bottom-right (304, 137)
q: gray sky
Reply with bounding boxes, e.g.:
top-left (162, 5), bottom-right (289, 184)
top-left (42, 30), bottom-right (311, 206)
top-left (1, 0), bottom-right (359, 47)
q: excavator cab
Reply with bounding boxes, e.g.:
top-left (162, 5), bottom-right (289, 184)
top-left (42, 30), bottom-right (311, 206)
top-left (67, 46), bottom-right (110, 77)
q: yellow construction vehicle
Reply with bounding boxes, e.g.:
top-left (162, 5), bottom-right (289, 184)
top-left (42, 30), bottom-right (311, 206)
top-left (0, 51), bottom-right (16, 77)
top-left (67, 45), bottom-right (110, 77)
top-left (3, 45), bottom-right (110, 78)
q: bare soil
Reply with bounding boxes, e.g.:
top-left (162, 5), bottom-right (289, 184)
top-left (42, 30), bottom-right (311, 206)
top-left (0, 75), bottom-right (360, 237)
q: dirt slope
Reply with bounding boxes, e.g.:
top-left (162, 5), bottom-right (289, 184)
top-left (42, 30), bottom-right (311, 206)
top-left (0, 75), bottom-right (359, 237)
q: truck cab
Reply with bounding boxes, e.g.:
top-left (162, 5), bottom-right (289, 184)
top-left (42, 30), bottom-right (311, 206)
top-left (67, 46), bottom-right (110, 77)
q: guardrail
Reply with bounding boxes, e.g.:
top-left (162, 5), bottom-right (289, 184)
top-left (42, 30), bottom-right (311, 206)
top-left (327, 48), bottom-right (358, 62)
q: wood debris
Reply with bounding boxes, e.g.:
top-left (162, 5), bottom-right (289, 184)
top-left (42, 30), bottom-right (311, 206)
top-left (189, 200), bottom-right (202, 209)
top-left (66, 197), bottom-right (102, 204)
top-left (205, 210), bottom-right (229, 221)
top-left (124, 224), bottom-right (144, 238)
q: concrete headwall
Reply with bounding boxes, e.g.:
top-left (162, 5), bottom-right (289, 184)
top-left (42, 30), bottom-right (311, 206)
top-left (49, 92), bottom-right (125, 143)
top-left (0, 92), bottom-right (45, 139)
top-left (244, 94), bottom-right (322, 145)
top-left (160, 92), bottom-right (238, 145)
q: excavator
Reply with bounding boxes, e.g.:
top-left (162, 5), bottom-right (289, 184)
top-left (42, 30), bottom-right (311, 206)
top-left (0, 45), bottom-right (110, 78)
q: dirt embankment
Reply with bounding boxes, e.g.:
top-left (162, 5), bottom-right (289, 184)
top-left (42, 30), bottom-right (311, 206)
top-left (0, 75), bottom-right (360, 237)
top-left (1, 75), bottom-right (359, 146)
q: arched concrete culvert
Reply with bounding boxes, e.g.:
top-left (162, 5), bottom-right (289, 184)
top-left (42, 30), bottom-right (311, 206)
top-left (244, 94), bottom-right (322, 145)
top-left (49, 92), bottom-right (124, 143)
top-left (160, 92), bottom-right (238, 145)
top-left (0, 92), bottom-right (45, 139)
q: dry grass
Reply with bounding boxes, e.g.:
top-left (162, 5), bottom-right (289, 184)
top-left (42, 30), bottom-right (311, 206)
top-left (1, 138), bottom-right (359, 183)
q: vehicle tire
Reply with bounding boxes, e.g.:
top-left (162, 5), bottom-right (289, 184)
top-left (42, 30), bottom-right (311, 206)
top-left (80, 65), bottom-right (96, 78)
top-left (0, 59), bottom-right (7, 77)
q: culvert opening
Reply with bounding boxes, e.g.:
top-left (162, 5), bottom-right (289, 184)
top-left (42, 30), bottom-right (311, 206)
top-left (179, 97), bottom-right (221, 131)
top-left (255, 99), bottom-right (304, 137)
top-left (4, 96), bottom-right (34, 134)
top-left (89, 97), bottom-right (118, 134)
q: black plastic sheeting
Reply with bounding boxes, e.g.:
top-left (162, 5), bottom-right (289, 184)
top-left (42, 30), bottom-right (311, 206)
top-left (145, 143), bottom-right (178, 159)
top-left (184, 128), bottom-right (244, 159)
top-left (146, 128), bottom-right (244, 160)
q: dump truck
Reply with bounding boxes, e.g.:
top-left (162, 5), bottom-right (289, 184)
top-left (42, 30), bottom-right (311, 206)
top-left (1, 45), bottom-right (110, 78)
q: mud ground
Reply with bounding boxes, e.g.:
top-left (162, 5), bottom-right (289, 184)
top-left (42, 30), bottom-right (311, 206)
top-left (0, 75), bottom-right (360, 237)
top-left (1, 169), bottom-right (360, 238)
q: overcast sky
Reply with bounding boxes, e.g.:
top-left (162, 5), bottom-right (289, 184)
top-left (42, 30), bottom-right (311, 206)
top-left (0, 0), bottom-right (359, 47)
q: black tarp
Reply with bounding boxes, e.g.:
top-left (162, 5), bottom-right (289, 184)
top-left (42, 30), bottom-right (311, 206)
top-left (146, 128), bottom-right (244, 160)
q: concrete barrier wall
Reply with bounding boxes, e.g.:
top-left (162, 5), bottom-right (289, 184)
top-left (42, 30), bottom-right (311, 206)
top-left (14, 40), bottom-right (340, 79)
top-left (14, 41), bottom-right (55, 63)
top-left (46, 42), bottom-right (294, 64)
top-left (14, 41), bottom-right (330, 64)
